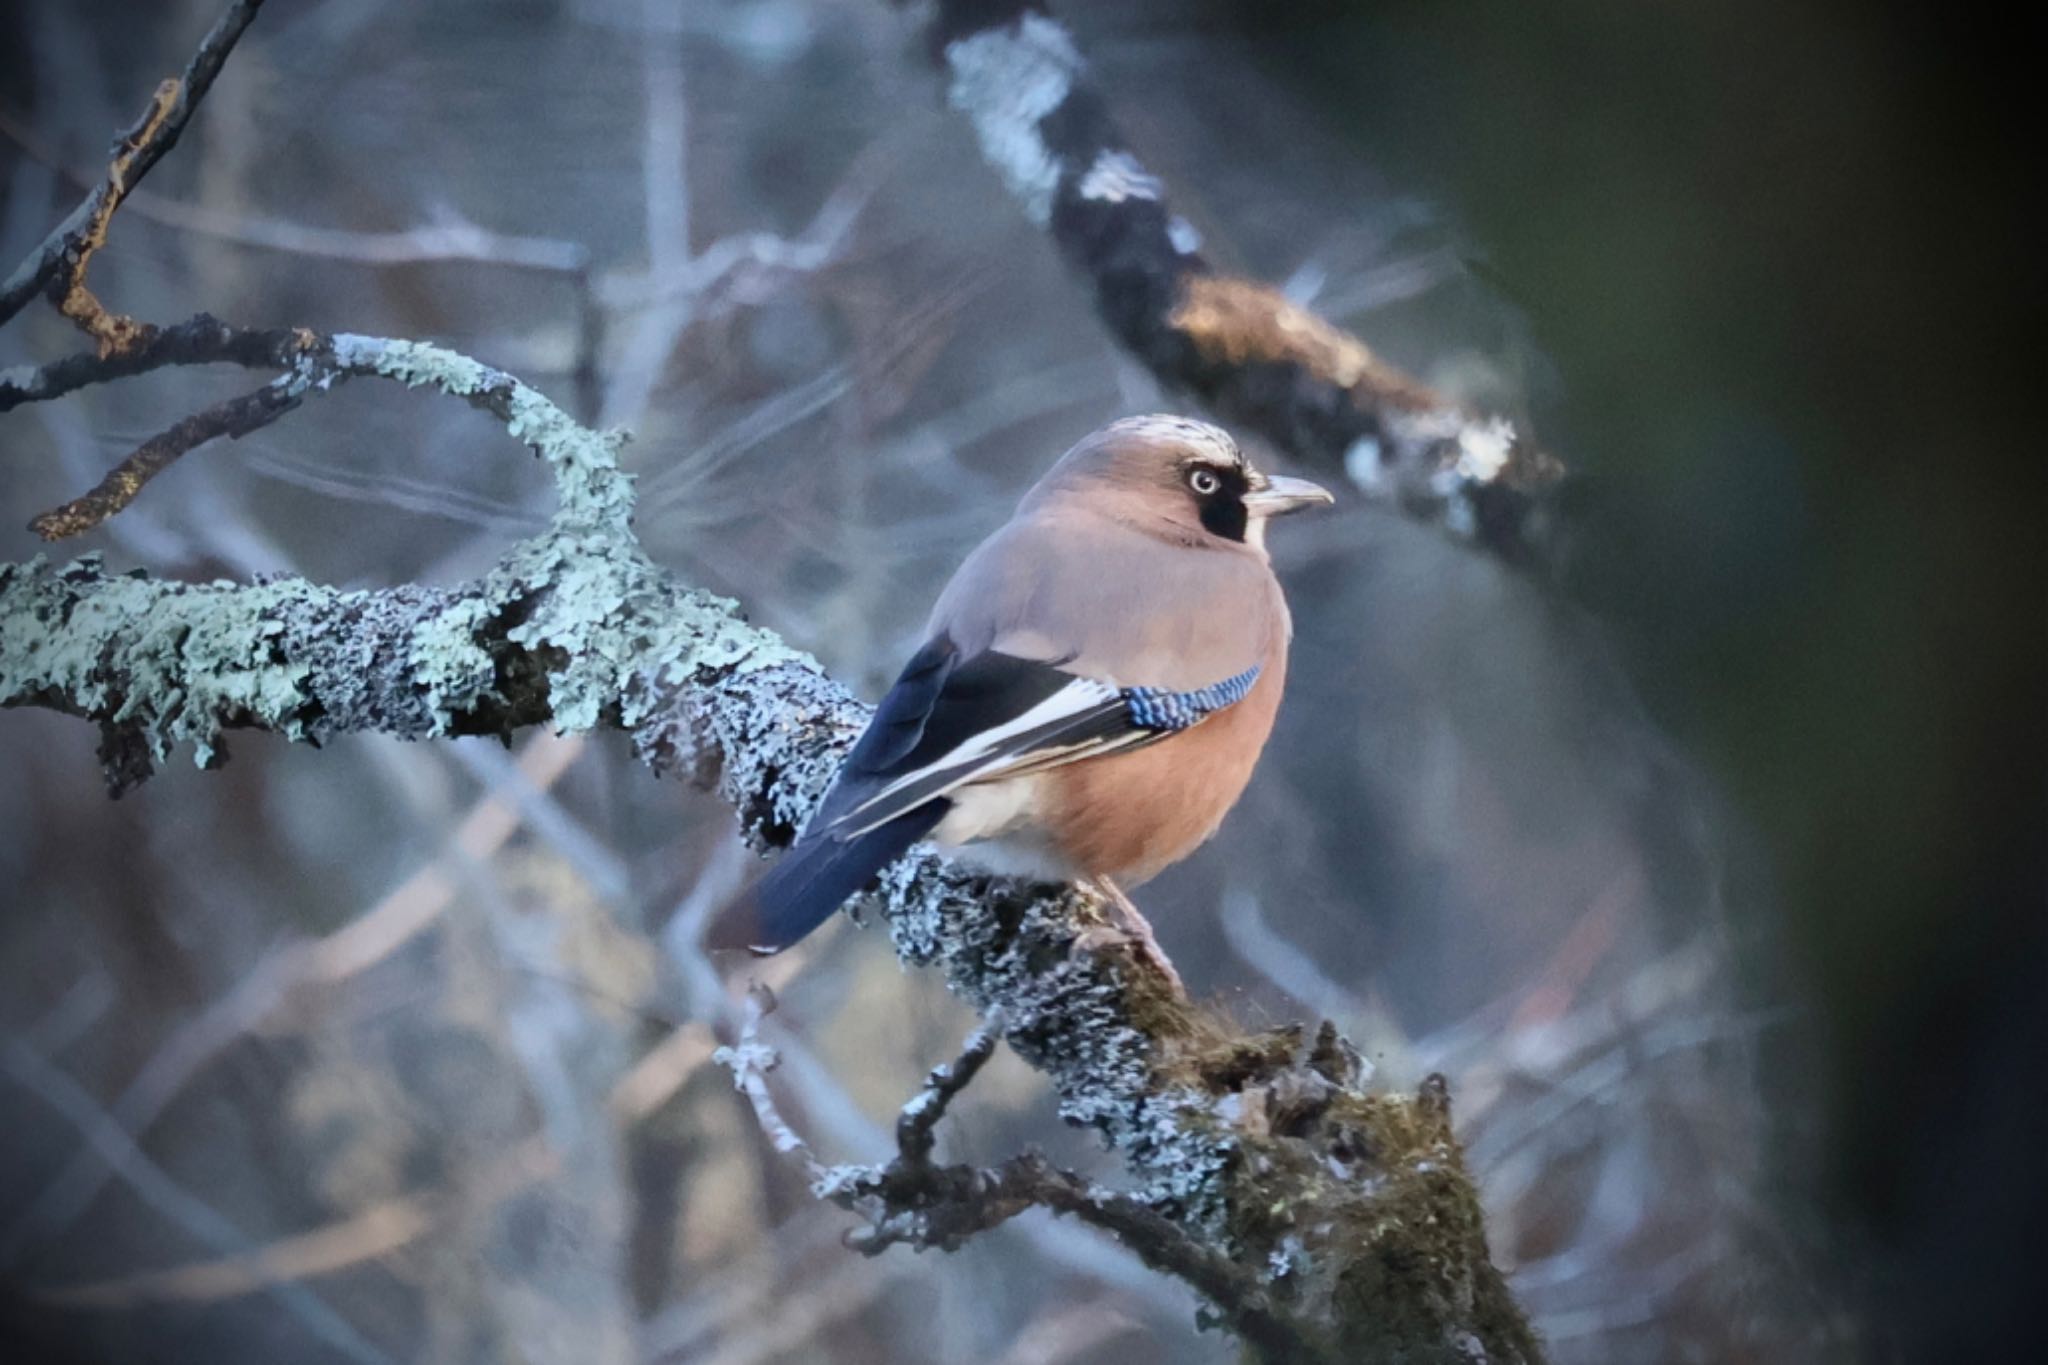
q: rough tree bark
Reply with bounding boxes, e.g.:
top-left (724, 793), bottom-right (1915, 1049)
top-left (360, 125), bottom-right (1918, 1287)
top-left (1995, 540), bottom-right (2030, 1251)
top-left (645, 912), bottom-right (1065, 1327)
top-left (1, 4), bottom-right (1544, 1361)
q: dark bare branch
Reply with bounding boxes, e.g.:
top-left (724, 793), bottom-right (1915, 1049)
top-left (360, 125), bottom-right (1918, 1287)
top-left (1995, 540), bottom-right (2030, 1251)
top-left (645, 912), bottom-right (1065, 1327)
top-left (0, 0), bottom-right (269, 342)
top-left (0, 314), bottom-right (320, 412)
top-left (29, 374), bottom-right (309, 540)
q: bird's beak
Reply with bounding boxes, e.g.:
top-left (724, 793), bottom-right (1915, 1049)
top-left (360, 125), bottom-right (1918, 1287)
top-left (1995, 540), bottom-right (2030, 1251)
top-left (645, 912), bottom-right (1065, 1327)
top-left (1243, 474), bottom-right (1335, 518)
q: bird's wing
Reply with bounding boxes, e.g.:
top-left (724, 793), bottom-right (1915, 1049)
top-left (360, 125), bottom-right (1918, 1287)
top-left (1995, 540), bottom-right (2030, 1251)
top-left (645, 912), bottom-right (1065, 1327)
top-left (811, 642), bottom-right (1260, 842)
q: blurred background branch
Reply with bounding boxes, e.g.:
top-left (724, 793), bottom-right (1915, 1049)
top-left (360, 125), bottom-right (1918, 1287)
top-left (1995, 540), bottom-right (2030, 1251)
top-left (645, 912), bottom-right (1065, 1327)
top-left (0, 0), bottom-right (266, 343)
top-left (919, 0), bottom-right (1564, 566)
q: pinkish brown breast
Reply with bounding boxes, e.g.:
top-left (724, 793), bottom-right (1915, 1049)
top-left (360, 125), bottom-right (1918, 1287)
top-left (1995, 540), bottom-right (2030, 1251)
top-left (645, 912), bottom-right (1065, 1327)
top-left (1042, 631), bottom-right (1287, 885)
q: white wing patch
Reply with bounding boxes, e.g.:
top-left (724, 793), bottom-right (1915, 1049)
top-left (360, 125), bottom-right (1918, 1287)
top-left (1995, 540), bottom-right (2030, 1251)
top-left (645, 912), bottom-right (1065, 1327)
top-left (832, 674), bottom-right (1123, 838)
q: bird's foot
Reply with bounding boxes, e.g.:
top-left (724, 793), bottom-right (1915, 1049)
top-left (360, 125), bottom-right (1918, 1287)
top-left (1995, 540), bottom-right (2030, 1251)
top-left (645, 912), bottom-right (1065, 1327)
top-left (1074, 881), bottom-right (1186, 995)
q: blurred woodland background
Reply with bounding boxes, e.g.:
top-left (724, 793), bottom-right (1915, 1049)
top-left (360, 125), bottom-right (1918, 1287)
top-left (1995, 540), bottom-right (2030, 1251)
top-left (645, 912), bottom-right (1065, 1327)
top-left (0, 1), bottom-right (2038, 1363)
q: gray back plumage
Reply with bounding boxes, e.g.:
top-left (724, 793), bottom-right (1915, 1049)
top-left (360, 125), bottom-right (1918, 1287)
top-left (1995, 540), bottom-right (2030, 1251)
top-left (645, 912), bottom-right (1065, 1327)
top-left (929, 505), bottom-right (1287, 690)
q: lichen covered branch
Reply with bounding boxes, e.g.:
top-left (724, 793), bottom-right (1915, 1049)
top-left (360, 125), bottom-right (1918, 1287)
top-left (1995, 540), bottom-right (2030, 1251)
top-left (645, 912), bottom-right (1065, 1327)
top-left (719, 995), bottom-right (1307, 1356)
top-left (0, 330), bottom-right (802, 790)
top-left (925, 0), bottom-right (1564, 563)
top-left (4, 334), bottom-right (1538, 1358)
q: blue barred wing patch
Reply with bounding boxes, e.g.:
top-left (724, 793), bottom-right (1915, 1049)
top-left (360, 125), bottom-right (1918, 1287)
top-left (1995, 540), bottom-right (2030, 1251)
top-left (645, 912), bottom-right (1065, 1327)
top-left (1121, 664), bottom-right (1261, 732)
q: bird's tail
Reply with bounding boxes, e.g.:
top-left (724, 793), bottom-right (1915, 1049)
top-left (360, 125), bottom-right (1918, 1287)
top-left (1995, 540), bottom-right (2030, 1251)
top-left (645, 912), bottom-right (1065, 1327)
top-left (705, 803), bottom-right (948, 954)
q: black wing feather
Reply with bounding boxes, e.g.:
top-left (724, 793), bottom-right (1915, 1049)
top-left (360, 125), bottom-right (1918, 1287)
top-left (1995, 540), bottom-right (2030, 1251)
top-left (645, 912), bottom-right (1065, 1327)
top-left (709, 641), bottom-right (1155, 955)
top-left (812, 644), bottom-right (1103, 832)
top-left (705, 804), bottom-right (946, 954)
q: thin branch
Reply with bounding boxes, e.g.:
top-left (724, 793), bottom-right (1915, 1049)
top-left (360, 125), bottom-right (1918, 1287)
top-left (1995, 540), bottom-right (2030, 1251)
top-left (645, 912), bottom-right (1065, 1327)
top-left (0, 313), bottom-right (320, 412)
top-left (26, 971), bottom-right (705, 1311)
top-left (714, 986), bottom-right (830, 1175)
top-left (991, 1299), bottom-right (1140, 1365)
top-left (0, 0), bottom-right (268, 341)
top-left (662, 852), bottom-right (1206, 1328)
top-left (32, 1136), bottom-right (558, 1311)
top-left (688, 1252), bottom-right (911, 1365)
top-left (608, 1021), bottom-right (720, 1124)
top-left (1, 107), bottom-right (593, 273)
top-left (896, 1008), bottom-right (1003, 1165)
top-left (30, 371), bottom-right (308, 539)
top-left (719, 997), bottom-right (1309, 1357)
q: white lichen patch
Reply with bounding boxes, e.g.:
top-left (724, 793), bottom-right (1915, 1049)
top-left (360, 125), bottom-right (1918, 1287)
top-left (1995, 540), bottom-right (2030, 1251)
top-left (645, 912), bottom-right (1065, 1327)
top-left (333, 333), bottom-right (494, 396)
top-left (1452, 416), bottom-right (1516, 486)
top-left (1379, 408), bottom-right (1518, 537)
top-left (944, 13), bottom-right (1081, 225)
top-left (1077, 149), bottom-right (1161, 204)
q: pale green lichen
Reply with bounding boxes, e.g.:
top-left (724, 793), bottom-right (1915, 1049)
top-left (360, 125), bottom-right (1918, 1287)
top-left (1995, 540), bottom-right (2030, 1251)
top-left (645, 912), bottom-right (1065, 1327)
top-left (0, 556), bottom-right (322, 771)
top-left (505, 387), bottom-right (636, 529)
top-left (331, 333), bottom-right (638, 531)
top-left (3, 339), bottom-right (805, 778)
top-left (407, 594), bottom-right (499, 729)
top-left (333, 333), bottom-right (494, 396)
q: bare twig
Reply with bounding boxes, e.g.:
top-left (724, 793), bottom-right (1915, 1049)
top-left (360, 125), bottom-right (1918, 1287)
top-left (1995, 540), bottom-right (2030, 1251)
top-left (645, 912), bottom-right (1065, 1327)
top-left (30, 983), bottom-right (709, 1315)
top-left (718, 998), bottom-right (1307, 1357)
top-left (30, 371), bottom-right (307, 539)
top-left (2, 312), bottom-right (330, 537)
top-left (0, 313), bottom-right (320, 412)
top-left (896, 1008), bottom-right (1003, 1165)
top-left (992, 1299), bottom-right (1140, 1365)
top-left (608, 1021), bottom-right (720, 1123)
top-left (33, 1138), bottom-right (557, 1310)
top-left (1219, 887), bottom-right (1373, 1029)
top-left (660, 849), bottom-right (1204, 1326)
top-left (714, 985), bottom-right (829, 1174)
top-left (0, 947), bottom-right (301, 1269)
top-left (688, 1251), bottom-right (911, 1365)
top-left (0, 0), bottom-right (268, 341)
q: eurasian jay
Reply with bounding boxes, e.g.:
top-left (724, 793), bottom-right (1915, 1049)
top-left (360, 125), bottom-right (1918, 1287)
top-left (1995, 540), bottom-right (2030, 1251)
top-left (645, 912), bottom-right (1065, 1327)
top-left (711, 414), bottom-right (1331, 956)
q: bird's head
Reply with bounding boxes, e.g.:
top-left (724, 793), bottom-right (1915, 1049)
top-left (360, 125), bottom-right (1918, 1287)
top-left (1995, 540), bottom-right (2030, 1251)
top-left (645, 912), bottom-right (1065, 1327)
top-left (1025, 415), bottom-right (1333, 552)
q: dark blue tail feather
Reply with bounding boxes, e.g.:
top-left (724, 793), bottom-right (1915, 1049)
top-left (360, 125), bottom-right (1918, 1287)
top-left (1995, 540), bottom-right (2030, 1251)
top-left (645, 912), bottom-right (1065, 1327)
top-left (707, 803), bottom-right (948, 954)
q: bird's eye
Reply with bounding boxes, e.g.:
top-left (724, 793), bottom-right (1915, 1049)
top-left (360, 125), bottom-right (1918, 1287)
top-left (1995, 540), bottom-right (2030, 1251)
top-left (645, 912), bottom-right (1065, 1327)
top-left (1187, 467), bottom-right (1222, 496)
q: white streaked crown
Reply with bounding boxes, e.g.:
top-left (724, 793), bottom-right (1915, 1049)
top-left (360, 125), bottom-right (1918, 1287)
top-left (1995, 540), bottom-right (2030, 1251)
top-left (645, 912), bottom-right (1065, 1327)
top-left (1101, 414), bottom-right (1241, 467)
